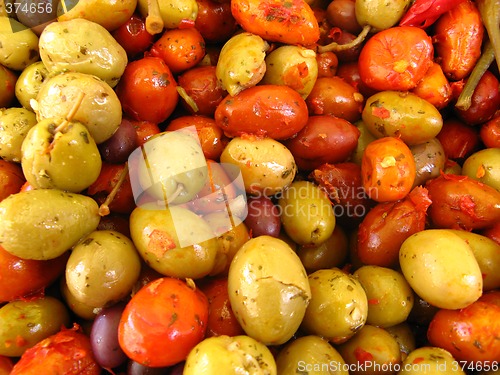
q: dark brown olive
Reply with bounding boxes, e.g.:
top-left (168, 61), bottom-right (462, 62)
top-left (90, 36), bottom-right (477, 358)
top-left (244, 195), bottom-right (281, 238)
top-left (326, 0), bottom-right (362, 34)
top-left (99, 118), bottom-right (139, 164)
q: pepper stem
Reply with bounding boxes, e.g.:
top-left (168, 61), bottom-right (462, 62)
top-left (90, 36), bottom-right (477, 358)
top-left (53, 91), bottom-right (85, 134)
top-left (99, 163), bottom-right (129, 216)
top-left (317, 25), bottom-right (371, 54)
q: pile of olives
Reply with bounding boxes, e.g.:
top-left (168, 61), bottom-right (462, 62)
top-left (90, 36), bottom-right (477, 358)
top-left (0, 0), bottom-right (500, 373)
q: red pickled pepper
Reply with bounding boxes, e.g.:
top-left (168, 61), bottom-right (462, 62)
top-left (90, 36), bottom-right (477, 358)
top-left (398, 0), bottom-right (467, 28)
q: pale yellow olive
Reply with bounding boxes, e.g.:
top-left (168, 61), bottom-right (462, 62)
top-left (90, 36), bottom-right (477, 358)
top-left (301, 267), bottom-right (368, 343)
top-left (60, 277), bottom-right (99, 321)
top-left (137, 0), bottom-right (198, 30)
top-left (385, 323), bottom-right (416, 361)
top-left (276, 335), bottom-right (349, 375)
top-left (216, 32), bottom-right (269, 96)
top-left (220, 136), bottom-right (297, 196)
top-left (183, 335), bottom-right (277, 375)
top-left (262, 45), bottom-right (318, 99)
top-left (362, 91), bottom-right (443, 146)
top-left (0, 107), bottom-right (37, 162)
top-left (39, 18), bottom-right (127, 87)
top-left (57, 0), bottom-right (137, 31)
top-left (35, 71), bottom-right (122, 143)
top-left (278, 180), bottom-right (336, 246)
top-left (228, 235), bottom-right (311, 345)
top-left (65, 230), bottom-right (142, 308)
top-left (447, 229), bottom-right (500, 291)
top-left (462, 148), bottom-right (500, 192)
top-left (15, 61), bottom-right (49, 111)
top-left (0, 17), bottom-right (39, 71)
top-left (21, 119), bottom-right (102, 192)
top-left (399, 347), bottom-right (466, 375)
top-left (399, 229), bottom-right (483, 309)
top-left (353, 265), bottom-right (414, 328)
top-left (337, 324), bottom-right (402, 375)
top-left (130, 203), bottom-right (219, 279)
top-left (0, 189), bottom-right (100, 260)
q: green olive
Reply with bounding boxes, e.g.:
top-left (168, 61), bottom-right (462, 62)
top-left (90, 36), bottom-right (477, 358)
top-left (351, 120), bottom-right (377, 165)
top-left (410, 138), bottom-right (446, 187)
top-left (35, 71), bottom-right (122, 144)
top-left (297, 225), bottom-right (349, 273)
top-left (216, 32), bottom-right (269, 96)
top-left (0, 189), bottom-right (101, 260)
top-left (399, 229), bottom-right (483, 309)
top-left (278, 180), bottom-right (336, 246)
top-left (337, 324), bottom-right (402, 375)
top-left (228, 235), bottom-right (311, 345)
top-left (385, 323), bottom-right (416, 361)
top-left (130, 204), bottom-right (219, 279)
top-left (138, 0), bottom-right (198, 29)
top-left (15, 61), bottom-right (49, 111)
top-left (262, 45), bottom-right (318, 99)
top-left (0, 17), bottom-right (39, 71)
top-left (39, 18), bottom-right (127, 87)
top-left (0, 107), bottom-right (37, 162)
top-left (276, 335), bottom-right (348, 375)
top-left (0, 296), bottom-right (70, 357)
top-left (21, 119), bottom-right (102, 192)
top-left (462, 148), bottom-right (500, 192)
top-left (301, 267), bottom-right (368, 343)
top-left (353, 265), bottom-right (414, 328)
top-left (399, 347), bottom-right (466, 375)
top-left (362, 91), bottom-right (443, 146)
top-left (65, 230), bottom-right (142, 308)
top-left (355, 0), bottom-right (411, 30)
top-left (184, 335), bottom-right (277, 375)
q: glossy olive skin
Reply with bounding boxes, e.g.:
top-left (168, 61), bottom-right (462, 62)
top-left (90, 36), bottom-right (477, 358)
top-left (0, 107), bottom-right (37, 163)
top-left (0, 189), bottom-right (100, 260)
top-left (278, 181), bottom-right (336, 246)
top-left (426, 174), bottom-right (500, 230)
top-left (0, 17), bottom-right (39, 71)
top-left (15, 61), bottom-right (49, 111)
top-left (195, 0), bottom-right (237, 43)
top-left (399, 347), bottom-right (465, 375)
top-left (0, 65), bottom-right (16, 108)
top-left (436, 118), bottom-right (481, 161)
top-left (362, 91), bottom-right (443, 146)
top-left (399, 229), bottom-right (483, 310)
top-left (65, 230), bottom-right (142, 308)
top-left (228, 236), bottom-right (311, 345)
top-left (353, 266), bottom-right (414, 328)
top-left (355, 0), bottom-right (411, 30)
top-left (302, 267), bottom-right (368, 343)
top-left (244, 195), bottom-right (282, 238)
top-left (0, 297), bottom-right (70, 357)
top-left (410, 138), bottom-right (446, 188)
top-left (480, 114), bottom-right (500, 148)
top-left (284, 115), bottom-right (360, 171)
top-left (137, 0), bottom-right (198, 29)
top-left (215, 85), bottom-right (309, 140)
top-left (462, 148), bottom-right (500, 192)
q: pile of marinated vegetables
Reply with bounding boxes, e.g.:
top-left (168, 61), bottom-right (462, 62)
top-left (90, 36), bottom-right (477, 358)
top-left (0, 0), bottom-right (500, 372)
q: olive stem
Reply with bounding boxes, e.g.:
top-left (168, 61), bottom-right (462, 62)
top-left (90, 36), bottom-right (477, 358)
top-left (317, 25), bottom-right (371, 54)
top-left (146, 0), bottom-right (164, 35)
top-left (455, 41), bottom-right (495, 110)
top-left (477, 0), bottom-right (500, 72)
top-left (53, 91), bottom-right (85, 134)
top-left (98, 163), bottom-right (129, 216)
top-left (167, 183), bottom-right (185, 203)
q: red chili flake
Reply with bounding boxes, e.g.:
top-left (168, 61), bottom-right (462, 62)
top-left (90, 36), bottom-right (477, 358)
top-left (258, 0), bottom-right (301, 24)
top-left (408, 186), bottom-right (432, 212)
top-left (354, 347), bottom-right (374, 363)
top-left (476, 164), bottom-right (486, 179)
top-left (412, 357), bottom-right (425, 364)
top-left (458, 195), bottom-right (478, 219)
top-left (368, 298), bottom-right (380, 305)
top-left (148, 229), bottom-right (177, 258)
top-left (372, 106), bottom-right (390, 119)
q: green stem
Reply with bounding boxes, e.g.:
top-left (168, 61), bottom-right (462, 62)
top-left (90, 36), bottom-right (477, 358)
top-left (477, 0), bottom-right (500, 72)
top-left (455, 41), bottom-right (495, 111)
top-left (317, 25), bottom-right (372, 54)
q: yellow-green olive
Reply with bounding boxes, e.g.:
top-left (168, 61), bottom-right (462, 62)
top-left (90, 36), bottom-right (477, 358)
top-left (0, 107), bottom-right (37, 162)
top-left (183, 335), bottom-right (277, 375)
top-left (138, 0), bottom-right (198, 29)
top-left (410, 138), bottom-right (446, 187)
top-left (39, 18), bottom-right (127, 87)
top-left (262, 45), bottom-right (318, 99)
top-left (0, 189), bottom-right (100, 260)
top-left (0, 17), bottom-right (39, 71)
top-left (130, 204), bottom-right (219, 279)
top-left (462, 148), bottom-right (500, 192)
top-left (60, 276), bottom-right (99, 321)
top-left (276, 335), bottom-right (349, 375)
top-left (228, 235), bottom-right (311, 345)
top-left (362, 91), bottom-right (443, 146)
top-left (399, 229), bottom-right (483, 309)
top-left (399, 347), bottom-right (466, 375)
top-left (336, 324), bottom-right (402, 375)
top-left (21, 119), bottom-right (102, 192)
top-left (65, 230), bottom-right (142, 308)
top-left (301, 267), bottom-right (368, 343)
top-left (385, 323), bottom-right (416, 361)
top-left (216, 32), bottom-right (269, 96)
top-left (351, 120), bottom-right (377, 165)
top-left (35, 71), bottom-right (122, 144)
top-left (355, 0), bottom-right (411, 31)
top-left (220, 136), bottom-right (297, 196)
top-left (278, 180), bottom-right (336, 246)
top-left (447, 229), bottom-right (500, 291)
top-left (0, 296), bottom-right (70, 357)
top-left (15, 61), bottom-right (49, 111)
top-left (353, 265), bottom-right (414, 328)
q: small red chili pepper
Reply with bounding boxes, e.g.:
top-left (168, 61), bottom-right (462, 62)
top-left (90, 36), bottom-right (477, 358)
top-left (399, 0), bottom-right (467, 28)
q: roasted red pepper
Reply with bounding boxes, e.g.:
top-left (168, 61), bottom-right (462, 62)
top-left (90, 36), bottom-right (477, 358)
top-left (399, 0), bottom-right (467, 28)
